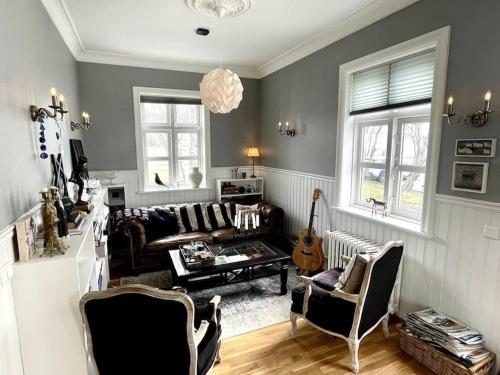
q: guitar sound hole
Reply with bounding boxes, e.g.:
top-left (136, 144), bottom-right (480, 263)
top-left (303, 236), bottom-right (314, 247)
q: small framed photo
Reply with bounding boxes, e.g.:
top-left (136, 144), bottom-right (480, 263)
top-left (455, 138), bottom-right (496, 157)
top-left (452, 162), bottom-right (489, 194)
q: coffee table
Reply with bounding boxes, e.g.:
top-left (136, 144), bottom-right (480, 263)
top-left (169, 240), bottom-right (291, 295)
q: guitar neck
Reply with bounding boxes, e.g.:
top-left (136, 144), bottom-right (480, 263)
top-left (307, 201), bottom-right (316, 236)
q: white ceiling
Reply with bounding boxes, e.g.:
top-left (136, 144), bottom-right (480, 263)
top-left (43, 0), bottom-right (419, 78)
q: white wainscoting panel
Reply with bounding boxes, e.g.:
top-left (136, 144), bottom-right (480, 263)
top-left (91, 166), bottom-right (257, 208)
top-left (0, 226), bottom-right (24, 375)
top-left (333, 195), bottom-right (500, 366)
top-left (259, 167), bottom-right (335, 239)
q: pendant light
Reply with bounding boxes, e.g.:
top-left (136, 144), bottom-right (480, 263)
top-left (188, 1), bottom-right (248, 114)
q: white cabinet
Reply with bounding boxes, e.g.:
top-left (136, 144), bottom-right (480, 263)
top-left (12, 191), bottom-right (109, 375)
top-left (215, 177), bottom-right (264, 202)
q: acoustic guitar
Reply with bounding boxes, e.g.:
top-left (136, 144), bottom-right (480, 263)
top-left (292, 188), bottom-right (324, 271)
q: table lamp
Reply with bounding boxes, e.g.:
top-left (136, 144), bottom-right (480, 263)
top-left (247, 147), bottom-right (260, 178)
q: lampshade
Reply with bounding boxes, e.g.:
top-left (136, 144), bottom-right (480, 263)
top-left (247, 147), bottom-right (260, 157)
top-left (200, 68), bottom-right (244, 114)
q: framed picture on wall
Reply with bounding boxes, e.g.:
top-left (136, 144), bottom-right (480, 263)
top-left (452, 162), bottom-right (489, 194)
top-left (455, 138), bottom-right (496, 157)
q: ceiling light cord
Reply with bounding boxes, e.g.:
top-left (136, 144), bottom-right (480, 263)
top-left (218, 15), bottom-right (222, 68)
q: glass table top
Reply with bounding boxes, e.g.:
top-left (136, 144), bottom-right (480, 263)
top-left (210, 241), bottom-right (277, 265)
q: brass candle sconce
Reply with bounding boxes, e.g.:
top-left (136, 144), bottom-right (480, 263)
top-left (29, 87), bottom-right (68, 121)
top-left (444, 90), bottom-right (493, 127)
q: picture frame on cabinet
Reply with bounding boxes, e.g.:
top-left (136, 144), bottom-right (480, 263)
top-left (451, 161), bottom-right (489, 194)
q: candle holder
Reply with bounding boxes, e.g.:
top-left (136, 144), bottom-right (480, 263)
top-left (443, 90), bottom-right (493, 127)
top-left (233, 209), bottom-right (260, 240)
top-left (29, 88), bottom-right (68, 122)
top-left (277, 121), bottom-right (296, 137)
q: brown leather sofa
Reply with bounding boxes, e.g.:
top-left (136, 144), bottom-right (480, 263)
top-left (119, 202), bottom-right (285, 273)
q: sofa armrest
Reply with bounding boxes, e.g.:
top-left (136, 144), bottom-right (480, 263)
top-left (118, 220), bottom-right (147, 271)
top-left (260, 203), bottom-right (285, 241)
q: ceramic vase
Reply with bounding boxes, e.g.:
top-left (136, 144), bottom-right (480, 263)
top-left (189, 167), bottom-right (203, 188)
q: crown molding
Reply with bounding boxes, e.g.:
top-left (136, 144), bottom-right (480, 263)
top-left (42, 0), bottom-right (419, 79)
top-left (41, 0), bottom-right (84, 57)
top-left (76, 49), bottom-right (260, 79)
top-left (255, 0), bottom-right (420, 78)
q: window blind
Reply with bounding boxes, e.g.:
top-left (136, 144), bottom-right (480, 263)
top-left (140, 95), bottom-right (202, 105)
top-left (350, 50), bottom-right (435, 115)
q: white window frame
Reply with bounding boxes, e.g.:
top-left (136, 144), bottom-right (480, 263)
top-left (352, 108), bottom-right (431, 222)
top-left (133, 87), bottom-right (211, 192)
top-left (334, 27), bottom-right (450, 235)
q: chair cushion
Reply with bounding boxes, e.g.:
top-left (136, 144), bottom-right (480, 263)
top-left (291, 281), bottom-right (356, 338)
top-left (312, 268), bottom-right (342, 291)
top-left (143, 232), bottom-right (213, 254)
top-left (335, 253), bottom-right (370, 294)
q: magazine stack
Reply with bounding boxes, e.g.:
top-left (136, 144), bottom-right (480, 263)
top-left (403, 308), bottom-right (490, 366)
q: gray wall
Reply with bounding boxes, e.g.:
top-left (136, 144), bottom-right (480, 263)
top-left (0, 0), bottom-right (82, 229)
top-left (78, 63), bottom-right (260, 171)
top-left (260, 0), bottom-right (500, 202)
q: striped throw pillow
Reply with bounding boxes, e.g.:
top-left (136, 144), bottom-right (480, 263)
top-left (173, 204), bottom-right (210, 234)
top-left (205, 203), bottom-right (233, 230)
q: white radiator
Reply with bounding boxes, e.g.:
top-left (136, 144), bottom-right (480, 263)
top-left (325, 230), bottom-right (402, 313)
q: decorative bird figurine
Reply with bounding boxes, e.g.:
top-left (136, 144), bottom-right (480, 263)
top-left (154, 173), bottom-right (168, 188)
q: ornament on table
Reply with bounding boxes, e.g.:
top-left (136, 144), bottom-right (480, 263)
top-left (40, 190), bottom-right (67, 257)
top-left (69, 155), bottom-right (89, 205)
top-left (49, 186), bottom-right (68, 238)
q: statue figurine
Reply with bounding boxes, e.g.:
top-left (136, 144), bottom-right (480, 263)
top-left (40, 190), bottom-right (67, 256)
top-left (69, 155), bottom-right (89, 205)
top-left (49, 186), bottom-right (68, 238)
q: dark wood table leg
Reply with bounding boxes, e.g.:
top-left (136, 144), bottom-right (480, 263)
top-left (280, 261), bottom-right (288, 295)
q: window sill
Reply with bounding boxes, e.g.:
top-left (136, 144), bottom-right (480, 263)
top-left (332, 205), bottom-right (433, 239)
top-left (137, 186), bottom-right (214, 194)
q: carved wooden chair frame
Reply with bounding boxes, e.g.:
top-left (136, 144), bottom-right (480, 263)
top-left (80, 284), bottom-right (221, 375)
top-left (290, 240), bottom-right (404, 373)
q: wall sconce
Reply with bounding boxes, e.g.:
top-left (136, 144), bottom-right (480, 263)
top-left (71, 112), bottom-right (92, 131)
top-left (277, 121), bottom-right (296, 137)
top-left (29, 87), bottom-right (68, 121)
top-left (444, 90), bottom-right (493, 127)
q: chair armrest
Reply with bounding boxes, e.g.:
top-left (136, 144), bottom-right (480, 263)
top-left (330, 289), bottom-right (359, 303)
top-left (341, 255), bottom-right (352, 264)
top-left (299, 276), bottom-right (358, 303)
top-left (194, 320), bottom-right (210, 346)
top-left (210, 295), bottom-right (221, 324)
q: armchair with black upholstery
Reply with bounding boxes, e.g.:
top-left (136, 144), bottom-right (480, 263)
top-left (80, 285), bottom-right (222, 375)
top-left (290, 241), bottom-right (404, 373)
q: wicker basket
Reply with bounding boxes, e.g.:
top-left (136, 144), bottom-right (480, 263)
top-left (397, 324), bottom-right (496, 375)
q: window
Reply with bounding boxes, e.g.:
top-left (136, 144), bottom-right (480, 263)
top-left (351, 49), bottom-right (435, 222)
top-left (133, 88), bottom-right (209, 191)
top-left (335, 27), bottom-right (450, 233)
top-left (354, 108), bottom-right (430, 221)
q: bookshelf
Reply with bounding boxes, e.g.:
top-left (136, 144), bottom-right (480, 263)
top-left (215, 177), bottom-right (264, 201)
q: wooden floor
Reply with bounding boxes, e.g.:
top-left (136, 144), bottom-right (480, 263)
top-left (212, 318), bottom-right (432, 375)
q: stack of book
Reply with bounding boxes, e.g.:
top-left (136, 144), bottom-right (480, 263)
top-left (403, 308), bottom-right (490, 366)
top-left (222, 184), bottom-right (239, 195)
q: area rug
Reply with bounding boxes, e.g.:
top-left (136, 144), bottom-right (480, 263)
top-left (190, 267), bottom-right (299, 338)
top-left (120, 267), bottom-right (299, 339)
top-left (120, 270), bottom-right (172, 289)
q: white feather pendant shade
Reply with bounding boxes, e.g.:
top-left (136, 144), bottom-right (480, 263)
top-left (200, 68), bottom-right (244, 113)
